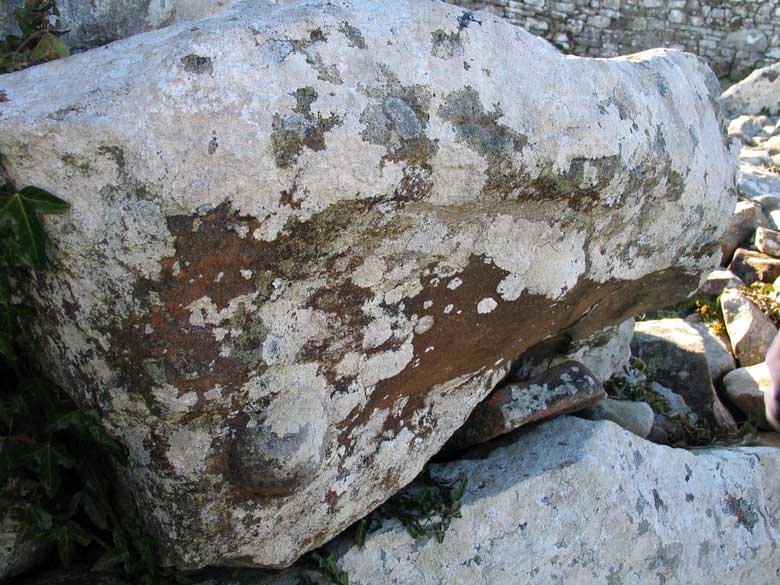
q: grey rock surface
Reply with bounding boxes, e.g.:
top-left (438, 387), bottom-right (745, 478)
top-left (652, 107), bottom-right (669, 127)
top-left (443, 361), bottom-right (604, 452)
top-left (550, 318), bottom-right (634, 382)
top-left (737, 158), bottom-right (780, 199)
top-left (721, 288), bottom-right (778, 366)
top-left (257, 417), bottom-right (780, 585)
top-left (720, 199), bottom-right (769, 263)
top-left (696, 268), bottom-right (743, 297)
top-left (755, 226), bottom-right (780, 258)
top-left (579, 396), bottom-right (654, 438)
top-left (0, 0), bottom-right (737, 569)
top-left (721, 61), bottom-right (780, 118)
top-left (0, 0), bottom-right (235, 52)
top-left (0, 0), bottom-right (23, 40)
top-left (0, 509), bottom-right (51, 580)
top-left (723, 363), bottom-right (774, 430)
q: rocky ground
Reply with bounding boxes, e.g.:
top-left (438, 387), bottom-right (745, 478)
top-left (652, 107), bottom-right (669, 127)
top-left (1, 2), bottom-right (780, 584)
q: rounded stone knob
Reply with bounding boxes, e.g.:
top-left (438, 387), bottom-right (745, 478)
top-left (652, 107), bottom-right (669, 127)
top-left (227, 388), bottom-right (328, 496)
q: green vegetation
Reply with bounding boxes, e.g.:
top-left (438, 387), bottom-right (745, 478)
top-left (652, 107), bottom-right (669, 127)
top-left (1, 1), bottom-right (69, 74)
top-left (378, 469), bottom-right (467, 543)
top-left (605, 357), bottom-right (717, 447)
top-left (604, 357), bottom-right (670, 414)
top-left (0, 185), bottom-right (69, 361)
top-left (298, 468), bottom-right (467, 585)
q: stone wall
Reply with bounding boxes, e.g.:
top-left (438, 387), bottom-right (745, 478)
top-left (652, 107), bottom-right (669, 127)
top-left (457, 0), bottom-right (780, 80)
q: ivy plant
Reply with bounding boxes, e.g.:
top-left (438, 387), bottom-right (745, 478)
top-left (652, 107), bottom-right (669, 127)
top-left (0, 0), bottom-right (69, 74)
top-left (0, 184), bottom-right (69, 361)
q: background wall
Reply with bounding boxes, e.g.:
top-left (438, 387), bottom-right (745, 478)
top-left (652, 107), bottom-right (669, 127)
top-left (458, 0), bottom-right (780, 81)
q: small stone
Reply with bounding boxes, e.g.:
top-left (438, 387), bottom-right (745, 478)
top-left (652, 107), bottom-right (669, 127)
top-left (720, 201), bottom-right (769, 264)
top-left (728, 248), bottom-right (780, 285)
top-left (579, 397), bottom-right (654, 438)
top-left (727, 115), bottom-right (770, 146)
top-left (737, 161), bottom-right (780, 199)
top-left (695, 268), bottom-right (744, 298)
top-left (752, 193), bottom-right (780, 215)
top-left (720, 288), bottom-right (778, 367)
top-left (442, 361), bottom-right (604, 453)
top-left (754, 226), bottom-right (780, 258)
top-left (722, 363), bottom-right (774, 430)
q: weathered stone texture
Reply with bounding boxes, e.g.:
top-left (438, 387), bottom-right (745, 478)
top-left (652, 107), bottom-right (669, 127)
top-left (0, 0), bottom-right (736, 570)
top-left (443, 361), bottom-right (604, 452)
top-left (258, 417), bottom-right (780, 585)
top-left (457, 0), bottom-right (780, 80)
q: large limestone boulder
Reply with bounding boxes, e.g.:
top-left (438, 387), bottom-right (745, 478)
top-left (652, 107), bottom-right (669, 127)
top-left (256, 417), bottom-right (780, 585)
top-left (0, 0), bottom-right (736, 569)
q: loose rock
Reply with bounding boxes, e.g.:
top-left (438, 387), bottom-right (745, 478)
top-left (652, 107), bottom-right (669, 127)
top-left (722, 363), bottom-right (775, 429)
top-left (684, 313), bottom-right (737, 382)
top-left (728, 248), bottom-right (780, 284)
top-left (550, 319), bottom-right (634, 382)
top-left (443, 361), bottom-right (604, 453)
top-left (696, 268), bottom-right (744, 297)
top-left (720, 200), bottom-right (769, 264)
top-left (721, 288), bottom-right (778, 366)
top-left (578, 397), bottom-right (654, 438)
top-left (0, 509), bottom-right (50, 580)
top-left (755, 226), bottom-right (780, 257)
top-left (720, 61), bottom-right (780, 118)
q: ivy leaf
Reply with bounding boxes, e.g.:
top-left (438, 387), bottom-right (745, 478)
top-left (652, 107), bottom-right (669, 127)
top-left (13, 7), bottom-right (37, 37)
top-left (37, 444), bottom-right (62, 497)
top-left (0, 193), bottom-right (46, 269)
top-left (12, 501), bottom-right (54, 531)
top-left (80, 486), bottom-right (111, 531)
top-left (30, 32), bottom-right (69, 62)
top-left (36, 443), bottom-right (76, 497)
top-left (16, 186), bottom-right (71, 214)
top-left (0, 187), bottom-right (69, 270)
top-left (92, 547), bottom-right (130, 572)
top-left (48, 409), bottom-right (88, 433)
top-left (53, 521), bottom-right (93, 568)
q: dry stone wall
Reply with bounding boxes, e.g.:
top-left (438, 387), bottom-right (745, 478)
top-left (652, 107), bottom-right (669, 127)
top-left (458, 0), bottom-right (780, 80)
